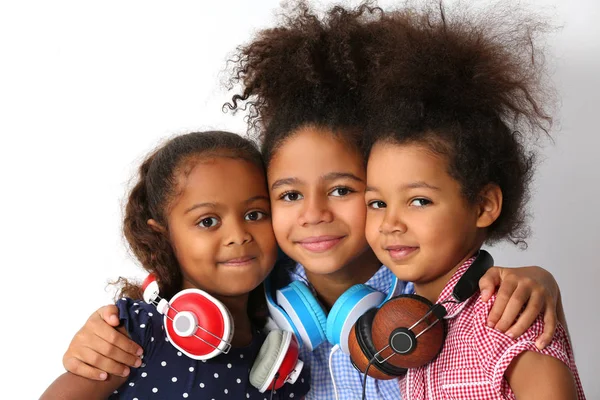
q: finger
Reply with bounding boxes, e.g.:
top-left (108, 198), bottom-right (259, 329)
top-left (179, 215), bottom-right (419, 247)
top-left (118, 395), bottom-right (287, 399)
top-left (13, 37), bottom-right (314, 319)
top-left (486, 277), bottom-right (517, 327)
top-left (478, 267), bottom-right (502, 302)
top-left (98, 305), bottom-right (121, 327)
top-left (88, 333), bottom-right (143, 369)
top-left (503, 292), bottom-right (544, 338)
top-left (63, 357), bottom-right (109, 381)
top-left (535, 301), bottom-right (557, 349)
top-left (494, 285), bottom-right (539, 333)
top-left (89, 314), bottom-right (143, 357)
top-left (65, 328), bottom-right (140, 372)
top-left (78, 345), bottom-right (135, 376)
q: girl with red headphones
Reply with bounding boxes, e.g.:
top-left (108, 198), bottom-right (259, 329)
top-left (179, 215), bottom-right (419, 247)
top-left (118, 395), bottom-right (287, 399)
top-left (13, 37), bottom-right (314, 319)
top-left (355, 3), bottom-right (585, 399)
top-left (41, 131), bottom-right (309, 399)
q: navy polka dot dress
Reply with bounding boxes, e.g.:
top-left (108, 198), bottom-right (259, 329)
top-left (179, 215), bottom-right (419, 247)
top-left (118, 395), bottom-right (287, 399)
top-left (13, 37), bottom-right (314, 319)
top-left (109, 298), bottom-right (310, 400)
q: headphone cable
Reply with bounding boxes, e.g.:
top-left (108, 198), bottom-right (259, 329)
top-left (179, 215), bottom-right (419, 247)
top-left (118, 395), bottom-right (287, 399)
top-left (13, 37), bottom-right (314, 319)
top-left (361, 356), bottom-right (376, 400)
top-left (328, 344), bottom-right (340, 400)
top-left (270, 372), bottom-right (280, 400)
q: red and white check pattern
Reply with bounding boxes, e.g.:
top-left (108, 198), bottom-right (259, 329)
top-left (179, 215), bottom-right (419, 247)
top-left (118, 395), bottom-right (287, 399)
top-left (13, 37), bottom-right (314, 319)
top-left (399, 258), bottom-right (585, 399)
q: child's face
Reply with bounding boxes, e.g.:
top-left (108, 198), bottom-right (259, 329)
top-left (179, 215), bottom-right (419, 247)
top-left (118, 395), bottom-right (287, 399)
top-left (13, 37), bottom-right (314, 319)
top-left (165, 157), bottom-right (277, 297)
top-left (365, 142), bottom-right (483, 288)
top-left (267, 126), bottom-right (371, 275)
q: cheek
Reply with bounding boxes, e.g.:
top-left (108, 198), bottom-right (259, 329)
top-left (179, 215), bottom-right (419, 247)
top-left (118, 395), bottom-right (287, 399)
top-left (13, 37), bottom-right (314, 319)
top-left (339, 198), bottom-right (367, 234)
top-left (256, 224), bottom-right (278, 256)
top-left (271, 204), bottom-right (293, 243)
top-left (414, 207), bottom-right (470, 243)
top-left (171, 232), bottom-right (215, 273)
top-left (364, 212), bottom-right (380, 247)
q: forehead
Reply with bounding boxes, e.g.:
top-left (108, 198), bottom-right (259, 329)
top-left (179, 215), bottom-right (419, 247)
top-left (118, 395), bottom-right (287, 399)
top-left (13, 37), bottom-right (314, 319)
top-left (267, 126), bottom-right (364, 180)
top-left (367, 142), bottom-right (449, 182)
top-left (174, 157), bottom-right (267, 204)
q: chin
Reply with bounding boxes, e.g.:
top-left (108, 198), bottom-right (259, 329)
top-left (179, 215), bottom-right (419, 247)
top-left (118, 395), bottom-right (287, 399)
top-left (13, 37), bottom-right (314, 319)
top-left (216, 285), bottom-right (258, 298)
top-left (301, 258), bottom-right (348, 276)
top-left (384, 263), bottom-right (421, 282)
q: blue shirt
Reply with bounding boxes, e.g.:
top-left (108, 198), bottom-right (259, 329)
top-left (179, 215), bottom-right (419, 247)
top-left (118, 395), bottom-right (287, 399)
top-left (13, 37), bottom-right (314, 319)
top-left (109, 298), bottom-right (310, 400)
top-left (290, 264), bottom-right (414, 400)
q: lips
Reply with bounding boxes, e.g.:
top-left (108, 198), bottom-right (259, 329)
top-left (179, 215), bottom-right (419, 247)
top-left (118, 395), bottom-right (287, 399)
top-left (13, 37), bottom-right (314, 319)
top-left (384, 245), bottom-right (419, 261)
top-left (218, 255), bottom-right (257, 266)
top-left (296, 235), bottom-right (345, 253)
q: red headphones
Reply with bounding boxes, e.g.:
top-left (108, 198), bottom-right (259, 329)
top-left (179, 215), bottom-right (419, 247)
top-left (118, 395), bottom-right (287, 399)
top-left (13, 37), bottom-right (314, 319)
top-left (348, 250), bottom-right (494, 380)
top-left (142, 274), bottom-right (304, 393)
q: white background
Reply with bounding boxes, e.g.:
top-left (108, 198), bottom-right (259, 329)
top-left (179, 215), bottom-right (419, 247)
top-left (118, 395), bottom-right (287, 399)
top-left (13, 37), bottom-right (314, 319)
top-left (0, 0), bottom-right (598, 398)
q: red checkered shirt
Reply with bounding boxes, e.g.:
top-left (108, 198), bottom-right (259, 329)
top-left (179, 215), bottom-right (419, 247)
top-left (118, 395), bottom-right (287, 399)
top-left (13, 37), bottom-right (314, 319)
top-left (399, 258), bottom-right (585, 399)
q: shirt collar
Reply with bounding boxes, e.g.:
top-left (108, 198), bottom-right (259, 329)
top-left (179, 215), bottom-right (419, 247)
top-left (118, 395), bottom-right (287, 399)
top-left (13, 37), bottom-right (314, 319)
top-left (291, 262), bottom-right (392, 293)
top-left (436, 256), bottom-right (476, 319)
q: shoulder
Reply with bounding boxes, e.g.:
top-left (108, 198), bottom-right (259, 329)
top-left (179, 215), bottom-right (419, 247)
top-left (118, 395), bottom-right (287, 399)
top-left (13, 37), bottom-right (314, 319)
top-left (455, 294), bottom-right (577, 388)
top-left (116, 297), bottom-right (159, 326)
top-left (115, 297), bottom-right (164, 350)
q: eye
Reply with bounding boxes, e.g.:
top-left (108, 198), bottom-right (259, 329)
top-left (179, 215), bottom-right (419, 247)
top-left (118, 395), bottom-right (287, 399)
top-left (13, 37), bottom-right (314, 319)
top-left (245, 210), bottom-right (268, 221)
top-left (330, 187), bottom-right (354, 197)
top-left (410, 198), bottom-right (432, 207)
top-left (198, 217), bottom-right (220, 228)
top-left (280, 191), bottom-right (303, 202)
top-left (368, 200), bottom-right (387, 209)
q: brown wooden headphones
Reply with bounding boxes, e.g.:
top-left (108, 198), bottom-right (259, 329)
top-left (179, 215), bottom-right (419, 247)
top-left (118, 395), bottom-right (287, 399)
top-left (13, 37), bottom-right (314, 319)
top-left (348, 250), bottom-right (494, 379)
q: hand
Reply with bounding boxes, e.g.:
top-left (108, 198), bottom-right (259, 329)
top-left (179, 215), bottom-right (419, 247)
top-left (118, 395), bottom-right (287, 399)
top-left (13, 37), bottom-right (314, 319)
top-left (63, 305), bottom-right (143, 380)
top-left (478, 266), bottom-right (559, 349)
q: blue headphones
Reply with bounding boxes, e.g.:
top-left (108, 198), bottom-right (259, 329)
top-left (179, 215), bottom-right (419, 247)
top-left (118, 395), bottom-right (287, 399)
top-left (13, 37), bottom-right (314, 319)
top-left (265, 271), bottom-right (401, 353)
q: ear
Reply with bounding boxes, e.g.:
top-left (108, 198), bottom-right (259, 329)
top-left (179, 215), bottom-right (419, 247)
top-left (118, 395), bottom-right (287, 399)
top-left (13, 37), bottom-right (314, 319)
top-left (147, 218), bottom-right (166, 234)
top-left (476, 184), bottom-right (502, 229)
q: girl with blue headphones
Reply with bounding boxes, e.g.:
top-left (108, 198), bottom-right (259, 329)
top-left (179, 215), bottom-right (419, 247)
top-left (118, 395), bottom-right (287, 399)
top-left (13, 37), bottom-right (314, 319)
top-left (60, 2), bottom-right (568, 399)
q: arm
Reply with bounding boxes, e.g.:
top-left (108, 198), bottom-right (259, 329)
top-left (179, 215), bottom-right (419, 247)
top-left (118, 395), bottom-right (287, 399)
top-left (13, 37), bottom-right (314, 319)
top-left (478, 265), bottom-right (564, 348)
top-left (41, 370), bottom-right (127, 400)
top-left (505, 350), bottom-right (578, 399)
top-left (42, 325), bottom-right (130, 399)
top-left (63, 305), bottom-right (143, 380)
top-left (472, 291), bottom-right (581, 400)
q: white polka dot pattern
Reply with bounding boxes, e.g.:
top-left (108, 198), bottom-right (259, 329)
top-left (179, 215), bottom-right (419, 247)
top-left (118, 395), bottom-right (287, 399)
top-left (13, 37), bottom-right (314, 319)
top-left (108, 297), bottom-right (310, 400)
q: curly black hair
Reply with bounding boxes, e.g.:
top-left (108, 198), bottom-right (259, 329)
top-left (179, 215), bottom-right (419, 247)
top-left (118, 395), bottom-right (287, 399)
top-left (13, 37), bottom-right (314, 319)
top-left (226, 1), bottom-right (387, 165)
top-left (227, 0), bottom-right (554, 246)
top-left (360, 1), bottom-right (555, 246)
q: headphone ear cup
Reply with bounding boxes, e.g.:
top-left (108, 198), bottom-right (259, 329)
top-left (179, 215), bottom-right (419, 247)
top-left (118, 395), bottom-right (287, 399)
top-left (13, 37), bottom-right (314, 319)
top-left (164, 289), bottom-right (233, 360)
top-left (326, 284), bottom-right (385, 353)
top-left (276, 281), bottom-right (327, 351)
top-left (249, 330), bottom-right (303, 393)
top-left (348, 308), bottom-right (406, 380)
top-left (372, 295), bottom-right (445, 369)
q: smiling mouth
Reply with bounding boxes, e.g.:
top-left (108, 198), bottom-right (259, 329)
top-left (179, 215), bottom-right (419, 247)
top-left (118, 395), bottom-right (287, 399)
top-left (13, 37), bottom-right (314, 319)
top-left (296, 236), bottom-right (345, 253)
top-left (385, 246), bottom-right (419, 261)
top-left (218, 256), bottom-right (257, 266)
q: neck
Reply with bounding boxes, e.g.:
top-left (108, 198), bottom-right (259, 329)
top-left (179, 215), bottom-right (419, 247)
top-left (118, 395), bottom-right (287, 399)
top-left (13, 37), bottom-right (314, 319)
top-left (304, 248), bottom-right (382, 310)
top-left (214, 293), bottom-right (254, 347)
top-left (414, 246), bottom-right (481, 303)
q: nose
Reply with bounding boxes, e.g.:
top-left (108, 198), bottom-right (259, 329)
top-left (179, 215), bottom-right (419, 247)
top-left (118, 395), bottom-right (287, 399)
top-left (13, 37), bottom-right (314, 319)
top-left (298, 194), bottom-right (333, 226)
top-left (225, 219), bottom-right (252, 246)
top-left (378, 208), bottom-right (407, 235)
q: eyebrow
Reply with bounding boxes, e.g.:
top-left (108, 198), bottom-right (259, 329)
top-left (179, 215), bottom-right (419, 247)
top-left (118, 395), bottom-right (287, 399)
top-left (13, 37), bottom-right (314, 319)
top-left (184, 202), bottom-right (217, 214)
top-left (271, 177), bottom-right (299, 191)
top-left (365, 181), bottom-right (440, 193)
top-left (244, 195), bottom-right (270, 205)
top-left (322, 172), bottom-right (364, 183)
top-left (270, 172), bottom-right (364, 191)
top-left (184, 195), bottom-right (269, 214)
